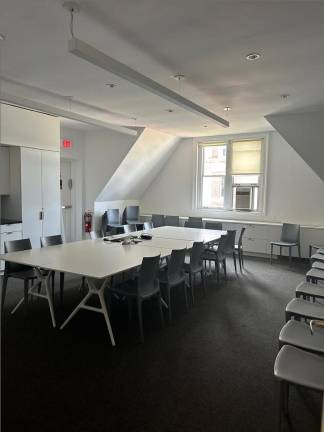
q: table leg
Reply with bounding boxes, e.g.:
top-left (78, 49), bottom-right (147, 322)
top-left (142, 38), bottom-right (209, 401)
top-left (60, 277), bottom-right (116, 346)
top-left (321, 393), bottom-right (324, 432)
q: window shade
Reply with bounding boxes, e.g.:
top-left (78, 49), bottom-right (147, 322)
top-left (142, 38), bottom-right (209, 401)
top-left (231, 140), bottom-right (262, 175)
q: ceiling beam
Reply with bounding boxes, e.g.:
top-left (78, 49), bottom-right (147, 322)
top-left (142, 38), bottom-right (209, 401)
top-left (0, 92), bottom-right (138, 136)
top-left (69, 37), bottom-right (229, 128)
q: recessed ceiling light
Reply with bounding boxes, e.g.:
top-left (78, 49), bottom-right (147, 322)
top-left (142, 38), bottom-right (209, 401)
top-left (280, 94), bottom-right (290, 100)
top-left (203, 125), bottom-right (208, 128)
top-left (224, 106), bottom-right (232, 111)
top-left (166, 109), bottom-right (174, 113)
top-left (246, 53), bottom-right (261, 61)
top-left (0, 33), bottom-right (6, 41)
top-left (105, 83), bottom-right (117, 88)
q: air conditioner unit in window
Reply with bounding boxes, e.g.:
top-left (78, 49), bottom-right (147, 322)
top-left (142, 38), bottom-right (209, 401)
top-left (235, 187), bottom-right (252, 210)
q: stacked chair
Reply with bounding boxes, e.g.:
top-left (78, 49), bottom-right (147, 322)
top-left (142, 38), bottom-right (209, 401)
top-left (274, 246), bottom-right (324, 431)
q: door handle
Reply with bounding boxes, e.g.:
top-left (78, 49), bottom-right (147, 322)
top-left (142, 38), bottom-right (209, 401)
top-left (39, 211), bottom-right (44, 221)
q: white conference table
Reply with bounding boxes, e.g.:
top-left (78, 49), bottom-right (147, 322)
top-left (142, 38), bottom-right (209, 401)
top-left (0, 226), bottom-right (225, 345)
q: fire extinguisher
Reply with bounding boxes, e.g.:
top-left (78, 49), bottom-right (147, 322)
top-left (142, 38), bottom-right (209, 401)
top-left (84, 211), bottom-right (92, 233)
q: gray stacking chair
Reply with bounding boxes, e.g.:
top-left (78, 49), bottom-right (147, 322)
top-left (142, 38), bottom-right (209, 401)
top-left (235, 227), bottom-right (246, 271)
top-left (274, 345), bottom-right (324, 431)
top-left (296, 280), bottom-right (324, 301)
top-left (270, 223), bottom-right (301, 266)
top-left (152, 214), bottom-right (165, 227)
top-left (1, 238), bottom-right (36, 312)
top-left (205, 221), bottom-right (222, 230)
top-left (184, 242), bottom-right (206, 304)
top-left (184, 217), bottom-right (203, 229)
top-left (279, 319), bottom-right (324, 353)
top-left (158, 248), bottom-right (188, 322)
top-left (285, 298), bottom-right (324, 322)
top-left (224, 230), bottom-right (237, 272)
top-left (165, 215), bottom-right (179, 227)
top-left (123, 224), bottom-right (137, 234)
top-left (41, 235), bottom-right (65, 304)
top-left (143, 221), bottom-right (154, 230)
top-left (124, 205), bottom-right (142, 228)
top-left (109, 255), bottom-right (163, 343)
top-left (202, 234), bottom-right (227, 281)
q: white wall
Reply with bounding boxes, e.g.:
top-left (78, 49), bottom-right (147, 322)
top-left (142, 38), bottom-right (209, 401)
top-left (140, 131), bottom-right (324, 226)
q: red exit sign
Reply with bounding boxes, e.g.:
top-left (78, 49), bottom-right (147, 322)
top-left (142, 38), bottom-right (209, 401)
top-left (61, 139), bottom-right (73, 149)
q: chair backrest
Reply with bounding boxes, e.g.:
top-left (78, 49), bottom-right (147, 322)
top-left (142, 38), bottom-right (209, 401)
top-left (189, 242), bottom-right (205, 271)
top-left (281, 223), bottom-right (300, 243)
top-left (102, 211), bottom-right (108, 234)
top-left (167, 248), bottom-right (186, 285)
top-left (144, 221), bottom-right (154, 230)
top-left (205, 221), bottom-right (222, 230)
top-left (238, 227), bottom-right (246, 247)
top-left (184, 220), bottom-right (203, 229)
top-left (123, 224), bottom-right (137, 234)
top-left (165, 215), bottom-right (179, 227)
top-left (4, 238), bottom-right (32, 274)
top-left (90, 230), bottom-right (102, 239)
top-left (188, 217), bottom-right (202, 224)
top-left (152, 214), bottom-right (165, 227)
top-left (41, 234), bottom-right (63, 247)
top-left (138, 255), bottom-right (161, 296)
top-left (107, 208), bottom-right (120, 225)
top-left (125, 205), bottom-right (140, 222)
top-left (224, 230), bottom-right (236, 254)
top-left (216, 235), bottom-right (228, 260)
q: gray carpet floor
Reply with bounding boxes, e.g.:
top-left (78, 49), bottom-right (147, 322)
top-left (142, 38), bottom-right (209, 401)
top-left (1, 256), bottom-right (321, 432)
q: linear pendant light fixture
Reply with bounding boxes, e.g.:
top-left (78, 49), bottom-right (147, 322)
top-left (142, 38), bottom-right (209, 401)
top-left (69, 37), bottom-right (229, 128)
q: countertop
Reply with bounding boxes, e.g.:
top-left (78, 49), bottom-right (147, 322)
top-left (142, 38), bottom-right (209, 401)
top-left (0, 218), bottom-right (22, 225)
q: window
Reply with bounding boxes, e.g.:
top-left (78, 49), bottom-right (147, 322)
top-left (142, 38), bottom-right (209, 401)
top-left (196, 138), bottom-right (266, 212)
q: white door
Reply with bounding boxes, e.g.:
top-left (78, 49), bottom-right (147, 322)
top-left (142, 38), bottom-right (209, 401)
top-left (42, 151), bottom-right (61, 238)
top-left (21, 147), bottom-right (43, 248)
top-left (60, 159), bottom-right (73, 242)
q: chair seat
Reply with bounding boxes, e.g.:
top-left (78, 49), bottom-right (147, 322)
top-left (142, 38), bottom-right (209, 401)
top-left (183, 260), bottom-right (203, 274)
top-left (306, 268), bottom-right (324, 281)
top-left (312, 261), bottom-right (324, 270)
top-left (7, 269), bottom-right (37, 280)
top-left (110, 279), bottom-right (160, 299)
top-left (274, 345), bottom-right (324, 391)
top-left (271, 241), bottom-right (298, 247)
top-left (310, 244), bottom-right (324, 252)
top-left (317, 248), bottom-right (324, 255)
top-left (296, 281), bottom-right (324, 299)
top-left (158, 270), bottom-right (185, 287)
top-left (311, 253), bottom-right (324, 262)
top-left (279, 320), bottom-right (324, 354)
top-left (202, 250), bottom-right (218, 261)
top-left (286, 298), bottom-right (324, 320)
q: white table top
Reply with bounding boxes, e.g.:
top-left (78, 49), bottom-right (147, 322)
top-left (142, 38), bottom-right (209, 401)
top-left (0, 226), bottom-right (225, 279)
top-left (144, 226), bottom-right (226, 242)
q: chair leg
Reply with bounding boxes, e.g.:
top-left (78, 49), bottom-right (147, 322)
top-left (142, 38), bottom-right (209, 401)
top-left (51, 272), bottom-right (55, 303)
top-left (183, 281), bottom-right (189, 310)
top-left (270, 244), bottom-right (273, 264)
top-left (238, 250), bottom-right (242, 272)
top-left (189, 272), bottom-right (193, 304)
top-left (241, 247), bottom-right (245, 268)
top-left (223, 259), bottom-right (227, 280)
top-left (289, 247), bottom-right (292, 267)
top-left (167, 285), bottom-right (172, 323)
top-left (137, 299), bottom-right (144, 343)
top-left (1, 276), bottom-right (8, 312)
top-left (157, 292), bottom-right (164, 328)
top-left (298, 244), bottom-right (301, 260)
top-left (280, 246), bottom-right (282, 258)
top-left (233, 252), bottom-right (237, 272)
top-left (201, 270), bottom-right (206, 296)
top-left (60, 272), bottom-right (65, 305)
top-left (24, 279), bottom-right (29, 312)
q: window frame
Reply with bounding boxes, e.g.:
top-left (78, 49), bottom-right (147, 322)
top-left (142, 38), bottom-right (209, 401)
top-left (194, 133), bottom-right (268, 215)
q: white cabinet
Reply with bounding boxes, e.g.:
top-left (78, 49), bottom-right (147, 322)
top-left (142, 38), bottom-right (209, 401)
top-left (0, 146), bottom-right (10, 195)
top-left (0, 223), bottom-right (23, 271)
top-left (21, 148), bottom-right (61, 248)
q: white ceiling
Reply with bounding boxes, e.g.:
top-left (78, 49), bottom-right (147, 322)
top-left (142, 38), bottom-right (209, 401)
top-left (1, 0), bottom-right (324, 137)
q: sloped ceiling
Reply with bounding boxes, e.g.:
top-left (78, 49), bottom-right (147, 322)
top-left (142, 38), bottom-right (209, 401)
top-left (266, 109), bottom-right (324, 181)
top-left (96, 128), bottom-right (179, 201)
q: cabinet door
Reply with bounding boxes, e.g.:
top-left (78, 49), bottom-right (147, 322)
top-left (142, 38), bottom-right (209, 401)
top-left (41, 151), bottom-right (61, 238)
top-left (21, 148), bottom-right (42, 248)
top-left (0, 146), bottom-right (10, 195)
